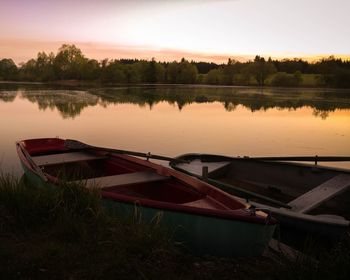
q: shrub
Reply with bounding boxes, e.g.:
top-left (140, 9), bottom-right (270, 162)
top-left (271, 71), bottom-right (302, 87)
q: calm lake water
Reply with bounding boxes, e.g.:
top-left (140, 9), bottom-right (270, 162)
top-left (1, 83), bottom-right (350, 175)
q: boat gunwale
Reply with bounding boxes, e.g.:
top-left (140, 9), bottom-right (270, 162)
top-left (171, 153), bottom-right (350, 174)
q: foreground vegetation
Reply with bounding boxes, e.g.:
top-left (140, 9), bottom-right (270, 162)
top-left (1, 44), bottom-right (350, 88)
top-left (0, 173), bottom-right (349, 279)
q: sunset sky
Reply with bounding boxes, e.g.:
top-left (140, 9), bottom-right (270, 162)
top-left (1, 0), bottom-right (349, 63)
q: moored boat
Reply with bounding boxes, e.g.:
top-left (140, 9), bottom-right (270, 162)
top-left (170, 153), bottom-right (350, 242)
top-left (16, 138), bottom-right (277, 257)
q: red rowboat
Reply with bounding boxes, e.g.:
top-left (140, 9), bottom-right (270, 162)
top-left (16, 138), bottom-right (277, 257)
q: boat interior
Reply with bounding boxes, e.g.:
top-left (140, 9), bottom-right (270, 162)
top-left (174, 156), bottom-right (350, 219)
top-left (34, 152), bottom-right (205, 204)
top-left (21, 139), bottom-right (241, 210)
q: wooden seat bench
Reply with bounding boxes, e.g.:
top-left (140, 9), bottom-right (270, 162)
top-left (288, 173), bottom-right (350, 213)
top-left (32, 151), bottom-right (106, 166)
top-left (74, 171), bottom-right (169, 189)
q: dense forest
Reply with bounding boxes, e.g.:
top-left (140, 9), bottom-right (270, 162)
top-left (1, 44), bottom-right (350, 88)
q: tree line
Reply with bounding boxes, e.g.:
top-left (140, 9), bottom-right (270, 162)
top-left (1, 44), bottom-right (350, 88)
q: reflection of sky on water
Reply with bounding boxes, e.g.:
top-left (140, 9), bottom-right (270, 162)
top-left (0, 85), bottom-right (350, 174)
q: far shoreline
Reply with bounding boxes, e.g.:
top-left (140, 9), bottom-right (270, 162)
top-left (1, 80), bottom-right (350, 92)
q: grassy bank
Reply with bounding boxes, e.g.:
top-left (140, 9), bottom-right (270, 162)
top-left (0, 174), bottom-right (349, 279)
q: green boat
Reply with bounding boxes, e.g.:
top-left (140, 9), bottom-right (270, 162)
top-left (170, 153), bottom-right (350, 242)
top-left (16, 138), bottom-right (276, 257)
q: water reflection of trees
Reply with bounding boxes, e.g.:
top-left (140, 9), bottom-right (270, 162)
top-left (1, 85), bottom-right (349, 119)
top-left (93, 86), bottom-right (350, 119)
top-left (20, 90), bottom-right (99, 119)
top-left (313, 109), bottom-right (331, 119)
top-left (0, 91), bottom-right (17, 102)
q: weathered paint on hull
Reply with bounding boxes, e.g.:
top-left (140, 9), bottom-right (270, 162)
top-left (20, 162), bottom-right (46, 188)
top-left (22, 166), bottom-right (275, 257)
top-left (103, 199), bottom-right (275, 257)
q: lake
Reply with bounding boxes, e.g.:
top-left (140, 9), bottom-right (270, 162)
top-left (1, 83), bottom-right (350, 175)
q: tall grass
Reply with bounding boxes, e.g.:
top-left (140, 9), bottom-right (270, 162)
top-left (0, 173), bottom-right (183, 279)
top-left (0, 174), bottom-right (101, 232)
top-left (0, 173), bottom-right (349, 279)
top-left (271, 237), bottom-right (350, 280)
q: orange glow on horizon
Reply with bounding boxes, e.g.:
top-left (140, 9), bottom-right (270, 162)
top-left (1, 38), bottom-right (350, 65)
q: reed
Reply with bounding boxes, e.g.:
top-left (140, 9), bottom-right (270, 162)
top-left (271, 237), bottom-right (350, 280)
top-left (0, 173), bottom-right (179, 279)
top-left (0, 173), bottom-right (349, 279)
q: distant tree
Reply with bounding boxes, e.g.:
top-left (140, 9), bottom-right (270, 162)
top-left (205, 69), bottom-right (223, 85)
top-left (333, 69), bottom-right (350, 88)
top-left (19, 59), bottom-right (37, 81)
top-left (53, 44), bottom-right (86, 79)
top-left (313, 56), bottom-right (348, 87)
top-left (17, 52), bottom-right (56, 81)
top-left (145, 58), bottom-right (157, 83)
top-left (270, 71), bottom-right (302, 87)
top-left (155, 62), bottom-right (166, 83)
top-left (249, 56), bottom-right (276, 86)
top-left (119, 59), bottom-right (139, 65)
top-left (123, 64), bottom-right (139, 83)
top-left (221, 58), bottom-right (238, 85)
top-left (196, 74), bottom-right (205, 84)
top-left (177, 58), bottom-right (198, 84)
top-left (101, 60), bottom-right (126, 83)
top-left (194, 61), bottom-right (219, 74)
top-left (81, 59), bottom-right (100, 80)
top-left (100, 58), bottom-right (109, 69)
top-left (131, 60), bottom-right (150, 83)
top-left (293, 71), bottom-right (302, 85)
top-left (165, 59), bottom-right (198, 84)
top-left (0, 58), bottom-right (18, 80)
top-left (166, 62), bottom-right (179, 83)
top-left (35, 52), bottom-right (56, 81)
top-left (272, 58), bottom-right (309, 73)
